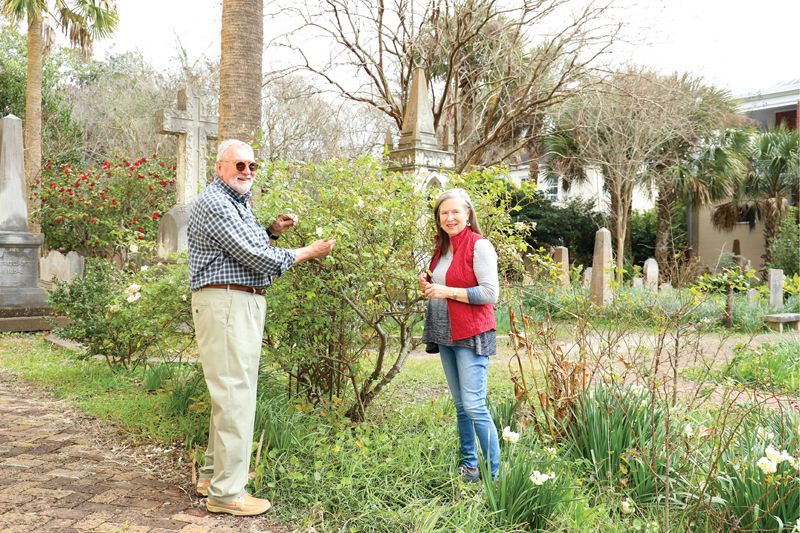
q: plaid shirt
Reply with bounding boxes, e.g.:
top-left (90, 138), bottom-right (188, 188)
top-left (188, 178), bottom-right (296, 291)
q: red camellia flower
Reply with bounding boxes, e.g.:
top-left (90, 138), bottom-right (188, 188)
top-left (160, 181), bottom-right (167, 187)
top-left (132, 217), bottom-right (139, 222)
top-left (50, 183), bottom-right (56, 189)
top-left (138, 227), bottom-right (144, 232)
top-left (138, 235), bottom-right (144, 240)
top-left (148, 185), bottom-right (154, 191)
top-left (152, 212), bottom-right (160, 220)
top-left (91, 218), bottom-right (97, 223)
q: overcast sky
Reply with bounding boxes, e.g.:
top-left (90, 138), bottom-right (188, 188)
top-left (94, 0), bottom-right (799, 96)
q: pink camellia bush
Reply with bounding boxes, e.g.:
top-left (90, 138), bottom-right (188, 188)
top-left (33, 154), bottom-right (177, 257)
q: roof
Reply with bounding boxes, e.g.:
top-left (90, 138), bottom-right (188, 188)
top-left (736, 79), bottom-right (800, 113)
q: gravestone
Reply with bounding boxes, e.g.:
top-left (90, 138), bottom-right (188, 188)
top-left (582, 267), bottom-right (592, 288)
top-left (768, 268), bottom-right (784, 310)
top-left (155, 88), bottom-right (218, 258)
top-left (659, 282), bottom-right (673, 292)
top-left (589, 228), bottom-right (613, 306)
top-left (643, 258), bottom-right (659, 293)
top-left (746, 288), bottom-right (758, 305)
top-left (0, 115), bottom-right (50, 331)
top-left (39, 250), bottom-right (84, 288)
top-left (632, 277), bottom-right (643, 288)
top-left (553, 246), bottom-right (570, 287)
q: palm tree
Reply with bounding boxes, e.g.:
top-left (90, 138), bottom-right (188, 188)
top-left (712, 125), bottom-right (800, 267)
top-left (219, 0), bottom-right (262, 145)
top-left (1, 0), bottom-right (117, 229)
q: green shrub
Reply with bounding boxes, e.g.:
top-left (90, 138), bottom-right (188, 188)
top-left (49, 259), bottom-right (193, 369)
top-left (34, 154), bottom-right (176, 256)
top-left (768, 207), bottom-right (799, 276)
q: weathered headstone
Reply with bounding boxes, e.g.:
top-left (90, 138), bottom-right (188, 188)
top-left (768, 268), bottom-right (784, 310)
top-left (155, 88), bottom-right (218, 257)
top-left (39, 250), bottom-right (84, 287)
top-left (582, 267), bottom-right (592, 288)
top-left (589, 228), bottom-right (613, 306)
top-left (643, 258), bottom-right (659, 293)
top-left (659, 282), bottom-right (673, 292)
top-left (0, 115), bottom-right (50, 331)
top-left (632, 277), bottom-right (643, 288)
top-left (553, 246), bottom-right (570, 287)
top-left (746, 288), bottom-right (758, 305)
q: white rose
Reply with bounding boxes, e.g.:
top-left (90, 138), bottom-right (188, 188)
top-left (126, 292), bottom-right (141, 303)
top-left (126, 283), bottom-right (141, 295)
top-left (529, 470), bottom-right (549, 485)
top-left (140, 265), bottom-right (149, 271)
top-left (316, 226), bottom-right (324, 237)
top-left (683, 424), bottom-right (694, 439)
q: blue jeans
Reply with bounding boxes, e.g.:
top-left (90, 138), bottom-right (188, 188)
top-left (439, 344), bottom-right (500, 477)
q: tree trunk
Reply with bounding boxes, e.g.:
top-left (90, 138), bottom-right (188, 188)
top-left (24, 14), bottom-right (43, 234)
top-left (655, 185), bottom-right (677, 275)
top-left (219, 0), bottom-right (263, 146)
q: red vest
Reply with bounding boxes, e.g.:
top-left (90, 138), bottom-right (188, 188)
top-left (429, 228), bottom-right (496, 341)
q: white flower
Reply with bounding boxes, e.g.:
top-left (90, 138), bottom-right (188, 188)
top-left (502, 426), bottom-right (520, 444)
top-left (126, 292), bottom-right (141, 303)
top-left (129, 243), bottom-right (139, 253)
top-left (756, 426), bottom-right (775, 441)
top-left (792, 517), bottom-right (800, 533)
top-left (356, 198), bottom-right (365, 208)
top-left (621, 497), bottom-right (635, 515)
top-left (316, 226), bottom-right (324, 237)
top-left (787, 456), bottom-right (800, 470)
top-left (683, 424), bottom-right (694, 439)
top-left (529, 470), bottom-right (551, 485)
top-left (140, 265), bottom-right (149, 271)
top-left (126, 283), bottom-right (141, 295)
top-left (765, 445), bottom-right (791, 464)
top-left (181, 294), bottom-right (188, 302)
top-left (757, 457), bottom-right (777, 475)
top-left (545, 447), bottom-right (557, 457)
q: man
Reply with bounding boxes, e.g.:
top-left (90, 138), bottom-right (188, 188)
top-left (188, 139), bottom-right (335, 516)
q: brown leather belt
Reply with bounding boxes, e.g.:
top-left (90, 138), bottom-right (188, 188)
top-left (201, 283), bottom-right (266, 295)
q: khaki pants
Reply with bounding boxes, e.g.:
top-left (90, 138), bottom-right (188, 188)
top-left (192, 287), bottom-right (266, 502)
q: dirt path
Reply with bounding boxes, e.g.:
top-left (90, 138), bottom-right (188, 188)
top-left (0, 369), bottom-right (291, 533)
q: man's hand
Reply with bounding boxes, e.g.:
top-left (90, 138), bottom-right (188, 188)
top-left (269, 214), bottom-right (298, 237)
top-left (294, 238), bottom-right (336, 264)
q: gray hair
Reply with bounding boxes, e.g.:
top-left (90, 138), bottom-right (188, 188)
top-left (216, 139), bottom-right (252, 162)
top-left (433, 188), bottom-right (482, 254)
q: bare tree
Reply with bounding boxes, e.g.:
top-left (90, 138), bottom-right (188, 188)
top-left (262, 76), bottom-right (385, 161)
top-left (270, 0), bottom-right (619, 173)
top-left (547, 67), bottom-right (706, 284)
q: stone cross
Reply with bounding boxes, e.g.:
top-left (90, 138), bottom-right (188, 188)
top-left (768, 268), bottom-right (784, 310)
top-left (643, 258), bottom-right (659, 293)
top-left (156, 88), bottom-right (218, 205)
top-left (589, 228), bottom-right (613, 306)
top-left (553, 246), bottom-right (570, 287)
top-left (1, 114), bottom-right (49, 329)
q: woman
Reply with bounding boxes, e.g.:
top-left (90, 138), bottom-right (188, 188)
top-left (418, 188), bottom-right (500, 482)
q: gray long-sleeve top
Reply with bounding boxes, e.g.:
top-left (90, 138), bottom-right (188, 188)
top-left (421, 239), bottom-right (499, 356)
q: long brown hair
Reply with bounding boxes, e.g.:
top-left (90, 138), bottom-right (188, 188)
top-left (433, 188), bottom-right (481, 255)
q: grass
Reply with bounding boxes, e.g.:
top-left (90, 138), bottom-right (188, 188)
top-left (3, 331), bottom-right (799, 532)
top-left (0, 333), bottom-right (197, 444)
top-left (720, 340), bottom-right (800, 393)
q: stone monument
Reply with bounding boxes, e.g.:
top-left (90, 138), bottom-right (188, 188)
top-left (643, 258), bottom-right (659, 293)
top-left (589, 227), bottom-right (613, 306)
top-left (768, 268), bottom-right (784, 310)
top-left (553, 246), bottom-right (570, 287)
top-left (0, 115), bottom-right (50, 331)
top-left (155, 88), bottom-right (218, 257)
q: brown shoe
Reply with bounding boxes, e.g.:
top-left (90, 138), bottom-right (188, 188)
top-left (206, 493), bottom-right (271, 516)
top-left (196, 478), bottom-right (210, 496)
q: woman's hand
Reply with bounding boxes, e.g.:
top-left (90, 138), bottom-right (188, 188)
top-left (423, 283), bottom-right (451, 300)
top-left (418, 273), bottom-right (430, 292)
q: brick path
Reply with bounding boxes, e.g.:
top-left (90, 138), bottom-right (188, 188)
top-left (0, 369), bottom-right (290, 532)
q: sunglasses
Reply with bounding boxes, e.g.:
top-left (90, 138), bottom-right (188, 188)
top-left (225, 160), bottom-right (259, 172)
